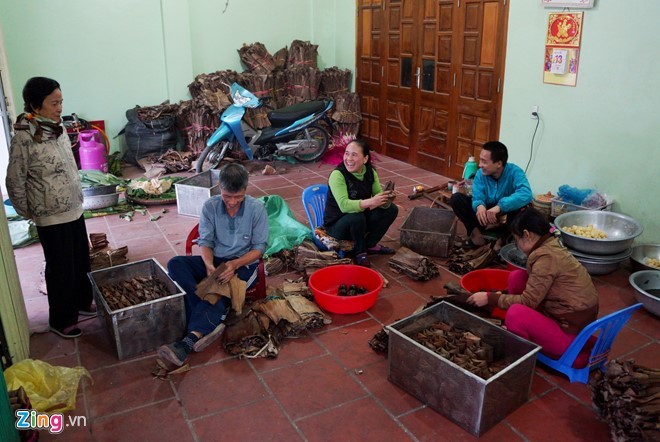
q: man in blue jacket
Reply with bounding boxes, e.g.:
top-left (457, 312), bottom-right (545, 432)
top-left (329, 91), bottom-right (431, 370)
top-left (450, 141), bottom-right (532, 250)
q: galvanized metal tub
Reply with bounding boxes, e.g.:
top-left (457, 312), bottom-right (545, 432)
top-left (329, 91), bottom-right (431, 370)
top-left (88, 258), bottom-right (186, 360)
top-left (387, 302), bottom-right (540, 436)
top-left (174, 170), bottom-right (221, 217)
top-left (399, 207), bottom-right (457, 257)
top-left (554, 210), bottom-right (643, 255)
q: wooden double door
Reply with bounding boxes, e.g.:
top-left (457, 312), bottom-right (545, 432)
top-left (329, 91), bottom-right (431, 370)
top-left (357, 0), bottom-right (509, 178)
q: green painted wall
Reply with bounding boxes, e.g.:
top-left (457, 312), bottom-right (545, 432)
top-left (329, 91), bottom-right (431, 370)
top-left (0, 0), bottom-right (354, 156)
top-left (501, 1), bottom-right (660, 242)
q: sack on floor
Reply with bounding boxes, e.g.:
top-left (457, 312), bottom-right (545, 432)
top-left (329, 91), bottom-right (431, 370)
top-left (4, 358), bottom-right (92, 413)
top-left (118, 107), bottom-right (178, 166)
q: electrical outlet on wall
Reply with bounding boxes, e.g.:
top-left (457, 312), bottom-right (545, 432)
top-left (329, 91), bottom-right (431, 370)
top-left (531, 105), bottom-right (539, 119)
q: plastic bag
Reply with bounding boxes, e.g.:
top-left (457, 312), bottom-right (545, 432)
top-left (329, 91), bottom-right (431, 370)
top-left (557, 185), bottom-right (593, 205)
top-left (258, 195), bottom-right (312, 257)
top-left (8, 219), bottom-right (39, 248)
top-left (4, 359), bottom-right (92, 413)
top-left (581, 191), bottom-right (608, 208)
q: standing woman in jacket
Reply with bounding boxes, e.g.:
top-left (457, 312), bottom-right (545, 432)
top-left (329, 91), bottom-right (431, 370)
top-left (323, 139), bottom-right (398, 267)
top-left (6, 77), bottom-right (94, 338)
top-left (467, 208), bottom-right (599, 360)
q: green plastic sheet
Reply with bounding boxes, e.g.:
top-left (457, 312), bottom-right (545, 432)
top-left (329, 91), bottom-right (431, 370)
top-left (258, 195), bottom-right (311, 257)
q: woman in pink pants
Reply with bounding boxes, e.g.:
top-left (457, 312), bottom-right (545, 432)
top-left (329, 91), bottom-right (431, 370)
top-left (468, 208), bottom-right (598, 360)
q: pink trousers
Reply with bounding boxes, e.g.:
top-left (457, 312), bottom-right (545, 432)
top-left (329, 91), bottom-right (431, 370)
top-left (505, 270), bottom-right (576, 358)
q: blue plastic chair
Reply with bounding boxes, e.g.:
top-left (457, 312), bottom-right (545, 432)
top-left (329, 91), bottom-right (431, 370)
top-left (536, 303), bottom-right (643, 384)
top-left (301, 184), bottom-right (332, 252)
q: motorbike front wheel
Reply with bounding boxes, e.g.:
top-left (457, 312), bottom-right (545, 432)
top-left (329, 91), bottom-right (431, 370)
top-left (196, 141), bottom-right (232, 173)
top-left (292, 125), bottom-right (329, 163)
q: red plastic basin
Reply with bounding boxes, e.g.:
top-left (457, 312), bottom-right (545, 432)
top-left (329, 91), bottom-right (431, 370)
top-left (460, 268), bottom-right (511, 292)
top-left (308, 265), bottom-right (383, 314)
top-left (460, 269), bottom-right (512, 320)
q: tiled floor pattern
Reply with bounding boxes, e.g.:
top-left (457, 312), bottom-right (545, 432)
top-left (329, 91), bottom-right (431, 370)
top-left (12, 155), bottom-right (658, 441)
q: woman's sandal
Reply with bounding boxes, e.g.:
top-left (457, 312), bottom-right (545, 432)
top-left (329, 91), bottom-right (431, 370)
top-left (78, 304), bottom-right (97, 317)
top-left (49, 325), bottom-right (83, 339)
top-left (367, 244), bottom-right (396, 255)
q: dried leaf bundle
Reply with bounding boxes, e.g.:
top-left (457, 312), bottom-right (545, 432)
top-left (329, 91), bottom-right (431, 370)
top-left (272, 47), bottom-right (288, 70)
top-left (238, 42), bottom-right (275, 74)
top-left (447, 243), bottom-right (496, 275)
top-left (329, 92), bottom-right (361, 135)
top-left (223, 293), bottom-right (329, 358)
top-left (188, 70), bottom-right (238, 105)
top-left (389, 246), bottom-right (440, 281)
top-left (270, 69), bottom-right (288, 108)
top-left (135, 102), bottom-right (179, 122)
top-left (140, 149), bottom-right (196, 173)
top-left (98, 276), bottom-right (169, 310)
top-left (89, 233), bottom-right (109, 251)
top-left (331, 92), bottom-right (361, 123)
top-left (590, 360), bottom-right (660, 442)
top-left (287, 40), bottom-right (318, 68)
top-left (411, 321), bottom-right (507, 380)
top-left (90, 246), bottom-right (128, 271)
top-left (176, 99), bottom-right (221, 156)
top-left (237, 72), bottom-right (272, 129)
top-left (284, 66), bottom-right (321, 102)
top-left (320, 67), bottom-right (352, 97)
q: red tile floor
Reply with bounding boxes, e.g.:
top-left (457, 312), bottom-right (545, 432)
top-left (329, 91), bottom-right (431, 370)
top-left (13, 155), bottom-right (658, 441)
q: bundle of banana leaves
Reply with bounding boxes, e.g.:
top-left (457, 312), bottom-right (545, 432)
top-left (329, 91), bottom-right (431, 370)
top-left (79, 170), bottom-right (127, 188)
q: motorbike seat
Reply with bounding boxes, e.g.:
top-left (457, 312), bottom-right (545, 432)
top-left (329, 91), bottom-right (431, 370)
top-left (268, 100), bottom-right (328, 127)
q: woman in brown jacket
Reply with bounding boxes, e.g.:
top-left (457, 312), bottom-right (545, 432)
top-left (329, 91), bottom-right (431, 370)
top-left (468, 208), bottom-right (598, 359)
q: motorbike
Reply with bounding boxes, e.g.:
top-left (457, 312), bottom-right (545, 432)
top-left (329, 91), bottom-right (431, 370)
top-left (196, 83), bottom-right (334, 172)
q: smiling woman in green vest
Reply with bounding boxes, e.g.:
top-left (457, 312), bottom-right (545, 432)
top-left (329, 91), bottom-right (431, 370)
top-left (322, 139), bottom-right (398, 267)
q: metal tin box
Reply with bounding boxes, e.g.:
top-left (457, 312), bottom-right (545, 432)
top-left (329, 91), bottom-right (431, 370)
top-left (88, 258), bottom-right (186, 360)
top-left (175, 169), bottom-right (221, 217)
top-left (399, 207), bottom-right (456, 257)
top-left (387, 302), bottom-right (540, 436)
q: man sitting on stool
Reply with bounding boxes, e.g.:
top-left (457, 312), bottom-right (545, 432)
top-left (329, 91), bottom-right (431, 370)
top-left (450, 141), bottom-right (532, 250)
top-left (158, 163), bottom-right (268, 366)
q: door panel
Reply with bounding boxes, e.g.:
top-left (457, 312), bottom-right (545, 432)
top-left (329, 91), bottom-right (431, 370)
top-left (357, 0), bottom-right (508, 177)
top-left (357, 1), bottom-right (384, 145)
top-left (383, 0), bottom-right (415, 161)
top-left (451, 0), bottom-right (506, 176)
